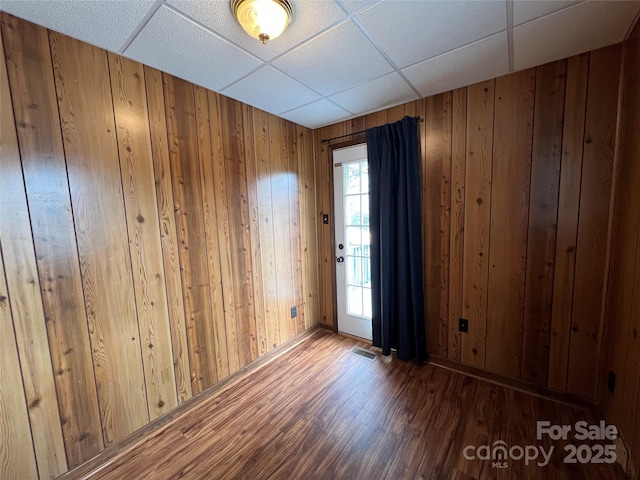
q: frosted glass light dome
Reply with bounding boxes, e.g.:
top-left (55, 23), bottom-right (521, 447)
top-left (231, 0), bottom-right (293, 44)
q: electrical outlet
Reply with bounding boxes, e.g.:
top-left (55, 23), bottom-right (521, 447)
top-left (608, 370), bottom-right (616, 394)
top-left (291, 306), bottom-right (297, 318)
top-left (458, 318), bottom-right (469, 333)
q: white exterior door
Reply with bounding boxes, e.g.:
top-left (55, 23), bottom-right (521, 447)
top-left (333, 144), bottom-right (372, 341)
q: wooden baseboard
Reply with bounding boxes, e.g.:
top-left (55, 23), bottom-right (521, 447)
top-left (317, 323), bottom-right (335, 333)
top-left (58, 326), bottom-right (323, 480)
top-left (427, 355), bottom-right (597, 410)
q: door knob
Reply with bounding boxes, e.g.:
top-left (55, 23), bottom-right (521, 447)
top-left (336, 256), bottom-right (344, 263)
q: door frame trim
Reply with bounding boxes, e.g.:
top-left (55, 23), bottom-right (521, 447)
top-left (328, 138), bottom-right (367, 335)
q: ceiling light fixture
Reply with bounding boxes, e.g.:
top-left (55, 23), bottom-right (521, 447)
top-left (231, 0), bottom-right (293, 45)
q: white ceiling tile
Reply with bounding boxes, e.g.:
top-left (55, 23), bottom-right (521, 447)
top-left (339, 0), bottom-right (380, 13)
top-left (513, 0), bottom-right (580, 26)
top-left (273, 20), bottom-right (393, 96)
top-left (0, 0), bottom-right (155, 52)
top-left (513, 1), bottom-right (640, 71)
top-left (222, 66), bottom-right (321, 115)
top-left (280, 99), bottom-right (352, 129)
top-left (356, 0), bottom-right (506, 68)
top-left (329, 72), bottom-right (418, 114)
top-left (403, 32), bottom-right (509, 98)
top-left (124, 5), bottom-right (262, 92)
top-left (167, 0), bottom-right (347, 61)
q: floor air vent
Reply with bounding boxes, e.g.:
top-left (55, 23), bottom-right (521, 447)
top-left (350, 347), bottom-right (378, 361)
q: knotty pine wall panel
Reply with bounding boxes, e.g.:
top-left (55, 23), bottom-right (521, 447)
top-left (567, 45), bottom-right (621, 399)
top-left (0, 14), bottom-right (318, 479)
top-left (314, 46), bottom-right (626, 402)
top-left (108, 52), bottom-right (178, 420)
top-left (2, 15), bottom-right (104, 466)
top-left (461, 80), bottom-right (494, 369)
top-left (144, 65), bottom-right (193, 403)
top-left (486, 69), bottom-right (535, 379)
top-left (600, 20), bottom-right (640, 473)
top-left (51, 30), bottom-right (152, 444)
top-left (1, 29), bottom-right (67, 478)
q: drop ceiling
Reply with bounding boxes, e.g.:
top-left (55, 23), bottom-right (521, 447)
top-left (1, 0), bottom-right (639, 129)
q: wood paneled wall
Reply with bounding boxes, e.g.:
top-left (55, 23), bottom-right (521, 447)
top-left (314, 46), bottom-right (623, 401)
top-left (600, 20), bottom-right (640, 474)
top-left (0, 14), bottom-right (318, 479)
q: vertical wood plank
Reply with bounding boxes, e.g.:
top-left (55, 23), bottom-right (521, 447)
top-left (486, 69), bottom-right (535, 378)
top-left (270, 115), bottom-right (296, 342)
top-left (190, 85), bottom-right (221, 385)
top-left (0, 252), bottom-right (38, 480)
top-left (448, 88), bottom-right (467, 362)
top-left (287, 121), bottom-right (304, 335)
top-left (203, 90), bottom-right (231, 380)
top-left (567, 45), bottom-right (621, 399)
top-left (297, 125), bottom-right (319, 330)
top-left (2, 30), bottom-right (68, 479)
top-left (621, 237), bottom-right (640, 454)
top-left (50, 31), bottom-right (149, 445)
top-left (320, 121), bottom-right (347, 331)
top-left (548, 54), bottom-right (589, 392)
top-left (243, 105), bottom-right (268, 357)
top-left (143, 66), bottom-right (192, 403)
top-left (0, 31), bottom-right (45, 478)
top-left (424, 92), bottom-right (452, 357)
top-left (522, 60), bottom-right (566, 384)
top-left (607, 24), bottom-right (640, 463)
top-left (163, 74), bottom-right (216, 393)
top-left (108, 53), bottom-right (178, 419)
top-left (600, 32), bottom-right (640, 450)
top-left (220, 97), bottom-right (258, 367)
top-left (253, 109), bottom-right (280, 349)
top-left (364, 110), bottom-right (388, 129)
top-left (0, 25), bottom-right (67, 478)
top-left (461, 80), bottom-right (494, 369)
top-left (1, 14), bottom-right (103, 465)
top-left (387, 104), bottom-right (405, 123)
top-left (210, 94), bottom-right (240, 374)
top-left (404, 101), bottom-right (417, 118)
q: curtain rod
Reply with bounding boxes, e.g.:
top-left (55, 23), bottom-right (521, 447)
top-left (321, 116), bottom-right (423, 144)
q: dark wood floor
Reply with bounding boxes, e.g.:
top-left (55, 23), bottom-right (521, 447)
top-left (79, 330), bottom-right (626, 480)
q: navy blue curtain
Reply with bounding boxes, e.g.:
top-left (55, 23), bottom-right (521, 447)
top-left (367, 116), bottom-right (427, 362)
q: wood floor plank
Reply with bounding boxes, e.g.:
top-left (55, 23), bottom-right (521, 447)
top-left (83, 331), bottom-right (624, 480)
